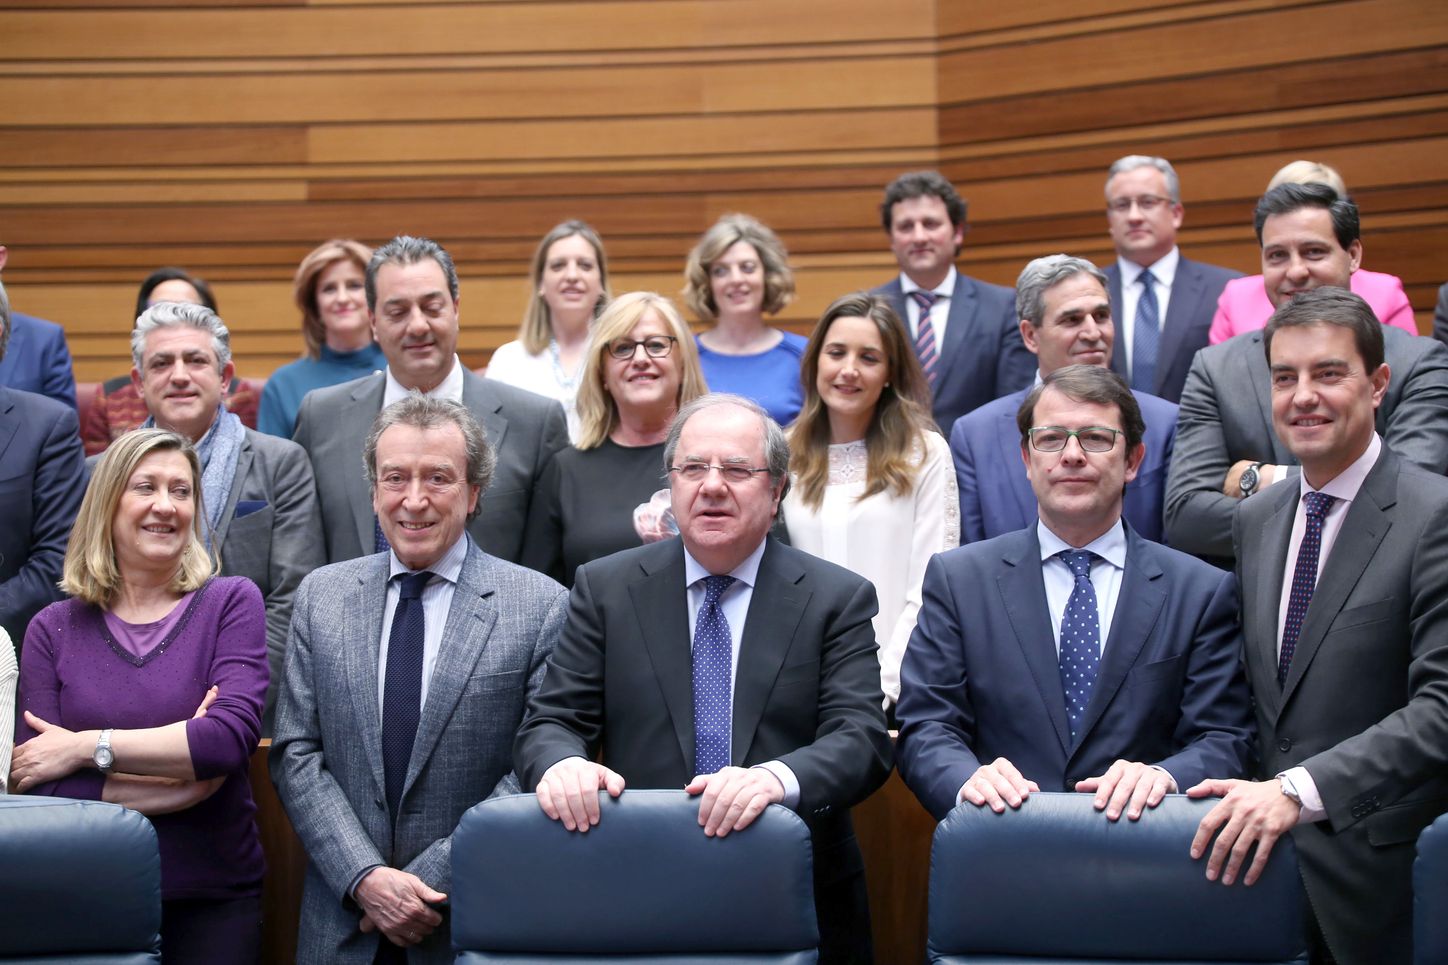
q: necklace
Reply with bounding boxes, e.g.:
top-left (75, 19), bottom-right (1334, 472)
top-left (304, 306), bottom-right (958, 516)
top-left (547, 337), bottom-right (584, 392)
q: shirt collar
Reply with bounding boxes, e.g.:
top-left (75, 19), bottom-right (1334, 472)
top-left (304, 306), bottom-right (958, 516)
top-left (1037, 517), bottom-right (1128, 571)
top-left (1118, 247), bottom-right (1180, 288)
top-left (899, 265), bottom-right (957, 300)
top-left (388, 531), bottom-right (469, 585)
top-left (683, 536), bottom-right (768, 591)
top-left (1301, 432), bottom-right (1382, 505)
top-left (383, 354), bottom-right (465, 407)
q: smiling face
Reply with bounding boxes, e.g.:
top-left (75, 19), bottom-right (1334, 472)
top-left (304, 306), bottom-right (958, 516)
top-left (670, 403), bottom-right (783, 574)
top-left (708, 240), bottom-right (766, 322)
top-left (371, 422), bottom-right (480, 571)
top-left (1021, 272), bottom-right (1114, 376)
top-left (604, 308), bottom-right (682, 420)
top-left (112, 449), bottom-right (197, 578)
top-left (539, 233), bottom-right (603, 326)
top-left (816, 314), bottom-right (889, 430)
top-left (1261, 207), bottom-right (1362, 309)
top-left (315, 258), bottom-right (370, 350)
top-left (888, 194), bottom-right (963, 290)
top-left (1022, 387), bottom-right (1144, 542)
top-left (1105, 165), bottom-right (1183, 268)
top-left (1269, 321), bottom-right (1388, 488)
top-left (132, 325), bottom-right (233, 443)
top-left (371, 258), bottom-right (460, 392)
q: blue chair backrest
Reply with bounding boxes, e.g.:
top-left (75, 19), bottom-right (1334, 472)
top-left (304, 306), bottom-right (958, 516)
top-left (928, 793), bottom-right (1308, 964)
top-left (1415, 811), bottom-right (1448, 965)
top-left (451, 790), bottom-right (819, 964)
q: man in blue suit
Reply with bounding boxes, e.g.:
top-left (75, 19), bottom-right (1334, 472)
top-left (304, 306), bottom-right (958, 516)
top-left (950, 254), bottom-right (1177, 544)
top-left (896, 365), bottom-right (1253, 822)
top-left (873, 171), bottom-right (1036, 433)
top-left (0, 284), bottom-right (86, 647)
top-left (0, 247), bottom-right (77, 409)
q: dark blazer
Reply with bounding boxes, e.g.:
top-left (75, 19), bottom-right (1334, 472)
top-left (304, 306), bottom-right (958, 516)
top-left (1106, 256), bottom-right (1241, 404)
top-left (0, 387), bottom-right (85, 646)
top-left (1234, 448), bottom-right (1448, 965)
top-left (293, 368), bottom-right (568, 567)
top-left (895, 522), bottom-right (1254, 822)
top-left (1165, 327), bottom-right (1448, 562)
top-left (875, 273), bottom-right (1036, 433)
top-left (514, 537), bottom-right (893, 959)
top-left (0, 312), bottom-right (76, 410)
top-left (950, 385), bottom-right (1178, 544)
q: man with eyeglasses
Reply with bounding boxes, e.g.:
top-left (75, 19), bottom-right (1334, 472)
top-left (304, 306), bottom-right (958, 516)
top-left (515, 393), bottom-right (892, 965)
top-left (1102, 156), bottom-right (1240, 404)
top-left (896, 364), bottom-right (1253, 824)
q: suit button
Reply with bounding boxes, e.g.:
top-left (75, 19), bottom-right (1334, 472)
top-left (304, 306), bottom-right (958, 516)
top-left (375, 798), bottom-right (384, 810)
top-left (1277, 738), bottom-right (1292, 753)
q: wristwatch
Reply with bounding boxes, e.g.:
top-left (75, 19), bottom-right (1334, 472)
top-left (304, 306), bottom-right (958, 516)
top-left (1277, 772), bottom-right (1303, 808)
top-left (1239, 462), bottom-right (1266, 498)
top-left (93, 728), bottom-right (115, 773)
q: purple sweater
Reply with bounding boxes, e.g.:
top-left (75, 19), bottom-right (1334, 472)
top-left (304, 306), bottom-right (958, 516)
top-left (17, 576), bottom-right (268, 900)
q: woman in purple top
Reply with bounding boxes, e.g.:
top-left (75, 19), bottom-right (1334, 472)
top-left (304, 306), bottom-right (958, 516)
top-left (11, 428), bottom-right (267, 965)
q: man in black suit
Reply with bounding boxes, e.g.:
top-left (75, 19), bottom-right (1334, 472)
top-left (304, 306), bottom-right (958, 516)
top-left (873, 171), bottom-right (1036, 432)
top-left (515, 393), bottom-right (893, 965)
top-left (1190, 289), bottom-right (1448, 965)
top-left (1103, 155), bottom-right (1240, 404)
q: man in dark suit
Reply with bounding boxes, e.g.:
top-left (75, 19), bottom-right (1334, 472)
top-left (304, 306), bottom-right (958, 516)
top-left (950, 254), bottom-right (1178, 543)
top-left (897, 365), bottom-right (1253, 823)
top-left (1165, 184), bottom-right (1448, 562)
top-left (0, 284), bottom-right (86, 647)
top-left (1102, 156), bottom-right (1240, 404)
top-left (294, 235), bottom-right (568, 568)
top-left (128, 301), bottom-right (324, 732)
top-left (515, 393), bottom-right (893, 965)
top-left (872, 171), bottom-right (1035, 432)
top-left (0, 247), bottom-right (77, 409)
top-left (1190, 289), bottom-right (1448, 965)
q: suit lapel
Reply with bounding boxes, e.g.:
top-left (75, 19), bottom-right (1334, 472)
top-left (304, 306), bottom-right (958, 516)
top-left (1241, 335), bottom-right (1294, 464)
top-left (732, 542), bottom-right (808, 764)
top-left (1106, 266), bottom-right (1129, 384)
top-left (344, 557), bottom-right (389, 801)
top-left (347, 377), bottom-right (387, 554)
top-left (1075, 530), bottom-right (1164, 745)
top-left (462, 370), bottom-right (509, 455)
top-left (627, 545), bottom-right (695, 769)
top-left (211, 434), bottom-right (253, 548)
top-left (993, 397), bottom-right (1036, 525)
top-left (1248, 486), bottom-right (1297, 720)
top-left (997, 532), bottom-right (1071, 753)
top-left (1157, 259), bottom-right (1202, 396)
top-left (0, 391), bottom-right (19, 466)
top-left (934, 274), bottom-right (977, 399)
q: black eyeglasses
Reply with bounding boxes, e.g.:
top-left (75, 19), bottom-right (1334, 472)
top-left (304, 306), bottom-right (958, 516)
top-left (1026, 426), bottom-right (1123, 453)
top-left (608, 336), bottom-right (678, 360)
top-left (668, 462), bottom-right (771, 484)
top-left (1106, 194), bottom-right (1172, 214)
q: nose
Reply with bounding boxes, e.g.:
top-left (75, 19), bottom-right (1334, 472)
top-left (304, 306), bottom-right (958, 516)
top-left (152, 487), bottom-right (176, 515)
top-left (562, 259), bottom-right (580, 280)
top-left (400, 476), bottom-right (430, 508)
top-left (1291, 376), bottom-right (1319, 410)
top-left (167, 358), bottom-right (190, 384)
top-left (698, 466), bottom-right (731, 494)
top-left (1059, 434), bottom-right (1089, 465)
top-left (1284, 253), bottom-right (1311, 285)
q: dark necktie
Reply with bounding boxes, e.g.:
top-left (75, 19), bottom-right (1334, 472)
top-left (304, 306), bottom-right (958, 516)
top-left (1279, 491), bottom-right (1336, 686)
top-left (382, 570), bottom-right (432, 821)
top-left (374, 517), bottom-right (391, 555)
top-left (1132, 270), bottom-right (1159, 393)
top-left (692, 575), bottom-right (736, 776)
top-left (1057, 550), bottom-right (1102, 742)
top-left (908, 290), bottom-right (941, 387)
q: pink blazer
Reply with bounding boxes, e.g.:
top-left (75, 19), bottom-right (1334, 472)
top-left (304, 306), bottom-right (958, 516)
top-left (1208, 269), bottom-right (1418, 344)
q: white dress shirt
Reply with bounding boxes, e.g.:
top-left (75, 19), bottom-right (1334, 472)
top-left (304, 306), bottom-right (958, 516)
top-left (1276, 433), bottom-right (1382, 823)
top-left (1116, 248), bottom-right (1179, 379)
top-left (899, 266), bottom-right (958, 344)
top-left (375, 532), bottom-right (469, 713)
top-left (1037, 518), bottom-right (1128, 655)
top-left (383, 354), bottom-right (466, 407)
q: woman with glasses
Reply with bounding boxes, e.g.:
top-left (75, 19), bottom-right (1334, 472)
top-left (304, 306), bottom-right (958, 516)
top-left (488, 221), bottom-right (611, 441)
top-left (522, 292), bottom-right (707, 585)
top-left (682, 213), bottom-right (805, 426)
top-left (782, 292), bottom-right (958, 710)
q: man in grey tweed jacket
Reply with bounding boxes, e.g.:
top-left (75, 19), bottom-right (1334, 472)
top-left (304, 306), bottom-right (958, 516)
top-left (272, 396), bottom-right (566, 965)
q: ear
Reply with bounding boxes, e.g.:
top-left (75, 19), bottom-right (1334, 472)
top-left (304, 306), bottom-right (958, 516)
top-left (0, 246), bottom-right (8, 272)
top-left (1019, 319), bottom-right (1040, 356)
top-left (1169, 201), bottom-right (1185, 231)
top-left (1346, 239), bottom-right (1363, 273)
top-left (951, 223), bottom-right (965, 250)
top-left (1123, 441), bottom-right (1146, 485)
top-left (1369, 362), bottom-right (1390, 410)
top-left (466, 483), bottom-right (482, 516)
top-left (220, 358), bottom-right (236, 386)
top-left (131, 366), bottom-right (144, 394)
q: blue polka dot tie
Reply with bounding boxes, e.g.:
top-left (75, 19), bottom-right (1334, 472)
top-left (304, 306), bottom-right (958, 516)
top-left (1279, 491), bottom-right (1336, 687)
top-left (1057, 550), bottom-right (1101, 742)
top-left (909, 290), bottom-right (941, 387)
top-left (692, 574), bottom-right (736, 776)
top-left (1133, 270), bottom-right (1159, 393)
top-left (382, 570), bottom-right (431, 822)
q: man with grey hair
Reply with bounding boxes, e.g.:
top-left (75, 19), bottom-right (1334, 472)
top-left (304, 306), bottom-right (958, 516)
top-left (0, 244), bottom-right (78, 408)
top-left (950, 254), bottom-right (1179, 543)
top-left (0, 279), bottom-right (86, 647)
top-left (515, 392), bottom-right (892, 965)
top-left (1102, 155), bottom-right (1240, 403)
top-left (273, 394), bottom-right (567, 965)
top-left (127, 300), bottom-right (324, 732)
top-left (294, 234), bottom-right (568, 570)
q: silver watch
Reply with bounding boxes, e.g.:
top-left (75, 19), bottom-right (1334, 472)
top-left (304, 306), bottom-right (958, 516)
top-left (1239, 462), bottom-right (1266, 498)
top-left (1277, 772), bottom-right (1302, 806)
top-left (93, 728), bottom-right (115, 773)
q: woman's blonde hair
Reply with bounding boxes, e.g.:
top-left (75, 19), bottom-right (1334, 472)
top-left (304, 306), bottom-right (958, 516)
top-left (574, 292), bottom-right (708, 450)
top-left (1267, 160), bottom-right (1348, 198)
top-left (62, 429), bottom-right (216, 607)
top-left (518, 221), bottom-right (611, 355)
top-left (294, 239), bottom-right (374, 359)
top-left (681, 213), bottom-right (795, 323)
top-left (788, 292), bottom-right (936, 509)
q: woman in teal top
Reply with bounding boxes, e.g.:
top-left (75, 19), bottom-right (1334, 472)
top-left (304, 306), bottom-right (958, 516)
top-left (258, 239), bottom-right (386, 438)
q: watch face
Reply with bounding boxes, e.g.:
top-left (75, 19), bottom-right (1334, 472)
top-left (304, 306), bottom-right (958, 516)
top-left (94, 746), bottom-right (114, 770)
top-left (1240, 467), bottom-right (1259, 494)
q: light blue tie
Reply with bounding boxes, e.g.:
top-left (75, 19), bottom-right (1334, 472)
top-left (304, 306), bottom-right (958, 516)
top-left (1057, 550), bottom-right (1101, 742)
top-left (692, 575), bottom-right (736, 775)
top-left (1132, 270), bottom-right (1159, 393)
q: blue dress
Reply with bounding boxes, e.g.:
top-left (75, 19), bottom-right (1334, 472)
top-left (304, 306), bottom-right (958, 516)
top-left (258, 342), bottom-right (386, 438)
top-left (695, 331), bottom-right (807, 426)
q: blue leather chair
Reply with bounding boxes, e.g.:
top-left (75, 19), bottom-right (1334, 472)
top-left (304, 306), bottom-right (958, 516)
top-left (928, 793), bottom-right (1309, 964)
top-left (0, 796), bottom-right (161, 964)
top-left (1416, 812), bottom-right (1448, 965)
top-left (450, 789), bottom-right (819, 964)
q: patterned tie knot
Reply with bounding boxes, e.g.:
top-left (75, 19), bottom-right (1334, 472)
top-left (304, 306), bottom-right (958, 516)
top-left (1302, 491), bottom-right (1335, 521)
top-left (700, 574), bottom-right (735, 607)
top-left (397, 571), bottom-right (433, 601)
top-left (1058, 549), bottom-right (1096, 582)
top-left (1139, 269), bottom-right (1156, 291)
top-left (909, 290), bottom-right (938, 312)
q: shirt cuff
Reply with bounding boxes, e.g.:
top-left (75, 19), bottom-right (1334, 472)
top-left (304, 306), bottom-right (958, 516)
top-left (348, 863), bottom-right (384, 902)
top-left (753, 761), bottom-right (800, 810)
top-left (1149, 764), bottom-right (1178, 792)
top-left (1268, 465), bottom-right (1295, 487)
top-left (1278, 767), bottom-right (1326, 823)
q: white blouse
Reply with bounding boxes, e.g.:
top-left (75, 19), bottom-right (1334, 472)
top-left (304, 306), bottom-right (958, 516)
top-left (782, 431), bottom-right (959, 705)
top-left (485, 339), bottom-right (584, 442)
